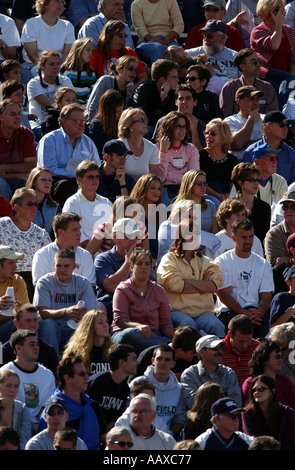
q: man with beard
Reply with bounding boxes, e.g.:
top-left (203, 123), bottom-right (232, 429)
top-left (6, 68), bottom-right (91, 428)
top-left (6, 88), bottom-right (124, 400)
top-left (214, 219), bottom-right (273, 339)
top-left (180, 334), bottom-right (241, 409)
top-left (185, 19), bottom-right (240, 89)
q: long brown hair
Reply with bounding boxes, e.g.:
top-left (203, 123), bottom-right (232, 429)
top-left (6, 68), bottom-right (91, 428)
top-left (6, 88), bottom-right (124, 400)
top-left (92, 89), bottom-right (124, 137)
top-left (96, 20), bottom-right (127, 59)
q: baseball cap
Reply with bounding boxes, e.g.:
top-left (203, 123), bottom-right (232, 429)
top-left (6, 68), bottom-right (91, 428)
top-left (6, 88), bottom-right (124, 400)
top-left (211, 397), bottom-right (245, 416)
top-left (112, 217), bottom-right (142, 239)
top-left (203, 0), bottom-right (226, 8)
top-left (284, 265), bottom-right (295, 281)
top-left (235, 85), bottom-right (264, 101)
top-left (195, 334), bottom-right (227, 351)
top-left (103, 139), bottom-right (132, 156)
top-left (45, 397), bottom-right (67, 413)
top-left (252, 142), bottom-right (281, 161)
top-left (279, 190), bottom-right (295, 205)
top-left (286, 233), bottom-right (295, 251)
top-left (263, 110), bottom-right (292, 125)
top-left (200, 19), bottom-right (227, 35)
top-left (0, 246), bottom-right (24, 260)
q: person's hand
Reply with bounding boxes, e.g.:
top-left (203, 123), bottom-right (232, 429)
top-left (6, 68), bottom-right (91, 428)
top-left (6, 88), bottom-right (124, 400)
top-left (115, 167), bottom-right (126, 185)
top-left (159, 135), bottom-right (170, 153)
top-left (272, 5), bottom-right (286, 28)
top-left (231, 11), bottom-right (249, 26)
top-left (246, 308), bottom-right (263, 325)
top-left (248, 107), bottom-right (261, 123)
top-left (138, 324), bottom-right (152, 338)
top-left (65, 305), bottom-right (87, 322)
top-left (0, 295), bottom-right (15, 311)
top-left (275, 256), bottom-right (290, 265)
top-left (160, 80), bottom-right (170, 100)
top-left (125, 240), bottom-right (137, 261)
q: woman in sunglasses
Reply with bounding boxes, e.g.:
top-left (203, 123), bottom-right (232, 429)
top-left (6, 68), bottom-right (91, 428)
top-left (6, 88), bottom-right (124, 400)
top-left (106, 426), bottom-right (133, 450)
top-left (199, 118), bottom-right (239, 207)
top-left (231, 162), bottom-right (271, 244)
top-left (241, 340), bottom-right (295, 411)
top-left (242, 374), bottom-right (295, 450)
top-left (90, 20), bottom-right (147, 91)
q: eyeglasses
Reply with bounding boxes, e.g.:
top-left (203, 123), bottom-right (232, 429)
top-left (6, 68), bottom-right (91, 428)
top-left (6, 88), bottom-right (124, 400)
top-left (130, 409), bottom-right (153, 415)
top-left (116, 33), bottom-right (128, 39)
top-left (204, 130), bottom-right (217, 137)
top-left (282, 204), bottom-right (295, 211)
top-left (126, 66), bottom-right (138, 73)
top-left (67, 118), bottom-right (86, 125)
top-left (227, 413), bottom-right (241, 420)
top-left (25, 201), bottom-right (39, 207)
top-left (84, 175), bottom-right (100, 181)
top-left (75, 370), bottom-right (87, 377)
top-left (246, 178), bottom-right (260, 183)
top-left (175, 124), bottom-right (187, 129)
top-left (259, 155), bottom-right (279, 162)
top-left (110, 441), bottom-right (134, 448)
top-left (211, 345), bottom-right (224, 351)
top-left (54, 445), bottom-right (73, 451)
top-left (185, 76), bottom-right (199, 82)
top-left (250, 58), bottom-right (263, 66)
top-left (47, 409), bottom-right (65, 417)
top-left (252, 386), bottom-right (270, 393)
top-left (204, 5), bottom-right (222, 12)
top-left (133, 116), bottom-right (148, 124)
top-left (202, 33), bottom-right (216, 40)
top-left (269, 121), bottom-right (291, 128)
top-left (195, 181), bottom-right (207, 187)
top-left (39, 177), bottom-right (53, 182)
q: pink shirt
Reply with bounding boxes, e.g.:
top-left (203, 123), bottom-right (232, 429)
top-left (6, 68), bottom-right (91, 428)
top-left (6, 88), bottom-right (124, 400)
top-left (111, 278), bottom-right (173, 334)
top-left (158, 143), bottom-right (200, 186)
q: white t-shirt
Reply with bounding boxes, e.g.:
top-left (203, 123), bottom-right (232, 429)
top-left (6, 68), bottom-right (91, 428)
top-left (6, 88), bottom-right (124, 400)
top-left (21, 16), bottom-right (75, 63)
top-left (214, 249), bottom-right (274, 313)
top-left (207, 230), bottom-right (264, 259)
top-left (224, 112), bottom-right (264, 160)
top-left (62, 190), bottom-right (113, 243)
top-left (0, 13), bottom-right (21, 61)
top-left (120, 137), bottom-right (159, 180)
top-left (27, 74), bottom-right (74, 128)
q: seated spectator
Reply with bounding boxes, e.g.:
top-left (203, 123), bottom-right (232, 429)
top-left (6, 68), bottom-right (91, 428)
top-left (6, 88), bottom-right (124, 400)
top-left (94, 217), bottom-right (145, 321)
top-left (0, 329), bottom-right (56, 433)
top-left (243, 111), bottom-right (295, 186)
top-left (0, 369), bottom-right (31, 450)
top-left (0, 246), bottom-right (29, 343)
top-left (156, 110), bottom-right (200, 204)
top-left (230, 162), bottom-right (271, 244)
top-left (20, 0), bottom-right (75, 79)
top-left (105, 426), bottom-right (134, 450)
top-left (62, 160), bottom-right (112, 249)
top-left (272, 233), bottom-right (295, 296)
top-left (222, 0), bottom-right (259, 46)
top-left (11, 0), bottom-right (36, 36)
top-left (39, 355), bottom-right (107, 450)
top-left (87, 343), bottom-right (137, 430)
top-left (264, 191), bottom-right (295, 266)
top-left (32, 211), bottom-right (96, 287)
top-left (61, 38), bottom-right (96, 105)
top-left (215, 219), bottom-right (273, 339)
top-left (270, 265), bottom-right (295, 327)
top-left (163, 44), bottom-right (202, 82)
top-left (185, 64), bottom-right (223, 123)
top-left (53, 428), bottom-right (79, 451)
top-left (86, 195), bottom-right (148, 257)
top-left (0, 13), bottom-right (21, 63)
top-left (185, 20), bottom-right (240, 93)
top-left (0, 59), bottom-right (22, 84)
top-left (2, 303), bottom-right (58, 378)
top-left (131, 0), bottom-right (184, 66)
top-left (25, 167), bottom-right (59, 239)
top-left (185, 0), bottom-right (245, 52)
top-left (0, 188), bottom-right (51, 300)
top-left (180, 335), bottom-right (242, 409)
top-left (268, 322), bottom-right (295, 386)
top-left (208, 198), bottom-right (264, 259)
top-left (62, 307), bottom-right (114, 376)
top-left (111, 249), bottom-right (174, 354)
top-left (199, 118), bottom-right (238, 206)
top-left (241, 339), bottom-right (295, 410)
top-left (41, 86), bottom-right (77, 136)
top-left (118, 108), bottom-right (160, 182)
top-left (27, 49), bottom-right (74, 139)
top-left (37, 103), bottom-right (101, 207)
top-left (78, 0), bottom-right (134, 50)
top-left (1, 79), bottom-right (34, 132)
top-left (173, 170), bottom-right (219, 234)
top-left (25, 397), bottom-right (87, 450)
top-left (88, 90), bottom-right (125, 157)
top-left (0, 99), bottom-right (37, 201)
top-left (85, 55), bottom-right (135, 124)
top-left (157, 218), bottom-right (225, 336)
top-left (184, 382), bottom-right (224, 440)
top-left (90, 19), bottom-right (148, 92)
top-left (67, 0), bottom-right (98, 30)
top-left (222, 314), bottom-right (260, 389)
top-left (220, 47), bottom-right (279, 118)
top-left (248, 435), bottom-right (281, 450)
top-left (0, 426), bottom-right (20, 450)
top-left (224, 85), bottom-right (264, 161)
top-left (130, 59), bottom-right (178, 130)
top-left (33, 248), bottom-right (98, 358)
top-left (96, 139), bottom-right (135, 203)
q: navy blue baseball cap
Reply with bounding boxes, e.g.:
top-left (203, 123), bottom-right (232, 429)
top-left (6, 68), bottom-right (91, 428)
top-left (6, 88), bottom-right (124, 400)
top-left (103, 139), bottom-right (132, 156)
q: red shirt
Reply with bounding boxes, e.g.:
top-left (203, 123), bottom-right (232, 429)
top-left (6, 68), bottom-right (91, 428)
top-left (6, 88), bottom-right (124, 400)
top-left (185, 23), bottom-right (245, 51)
top-left (0, 125), bottom-right (36, 164)
top-left (90, 46), bottom-right (145, 78)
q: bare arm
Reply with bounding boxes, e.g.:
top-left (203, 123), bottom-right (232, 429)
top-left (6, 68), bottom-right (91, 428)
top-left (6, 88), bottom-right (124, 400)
top-left (23, 41), bottom-right (39, 64)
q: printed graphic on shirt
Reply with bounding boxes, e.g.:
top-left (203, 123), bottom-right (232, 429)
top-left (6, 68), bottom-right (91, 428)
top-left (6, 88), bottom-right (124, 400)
top-left (24, 383), bottom-right (39, 409)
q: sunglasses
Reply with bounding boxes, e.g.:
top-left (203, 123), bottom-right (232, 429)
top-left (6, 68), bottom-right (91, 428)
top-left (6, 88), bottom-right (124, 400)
top-left (269, 121), bottom-right (290, 128)
top-left (111, 441), bottom-right (134, 448)
top-left (204, 130), bottom-right (217, 136)
top-left (202, 33), bottom-right (216, 40)
top-left (84, 175), bottom-right (100, 181)
top-left (116, 33), bottom-right (128, 39)
top-left (39, 177), bottom-right (53, 182)
top-left (252, 386), bottom-right (270, 393)
top-left (67, 118), bottom-right (86, 125)
top-left (259, 155), bottom-right (279, 162)
top-left (185, 76), bottom-right (199, 82)
top-left (54, 445), bottom-right (73, 451)
top-left (75, 370), bottom-right (87, 377)
top-left (227, 413), bottom-right (241, 420)
top-left (282, 204), bottom-right (295, 211)
top-left (246, 178), bottom-right (260, 183)
top-left (47, 409), bottom-right (65, 417)
top-left (204, 5), bottom-right (221, 12)
top-left (175, 124), bottom-right (187, 129)
top-left (25, 201), bottom-right (39, 207)
top-left (126, 66), bottom-right (138, 73)
top-left (250, 58), bottom-right (263, 66)
top-left (133, 117), bottom-right (148, 124)
top-left (195, 181), bottom-right (207, 187)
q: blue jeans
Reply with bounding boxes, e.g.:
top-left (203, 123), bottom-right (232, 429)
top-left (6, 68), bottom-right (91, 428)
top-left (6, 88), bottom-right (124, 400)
top-left (136, 37), bottom-right (179, 65)
top-left (0, 320), bottom-right (16, 344)
top-left (267, 68), bottom-right (295, 110)
top-left (112, 328), bottom-right (171, 354)
top-left (37, 318), bottom-right (75, 359)
top-left (0, 178), bottom-right (26, 200)
top-left (170, 310), bottom-right (225, 337)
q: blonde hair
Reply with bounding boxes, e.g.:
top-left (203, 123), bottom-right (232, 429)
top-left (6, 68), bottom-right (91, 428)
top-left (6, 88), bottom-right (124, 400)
top-left (174, 170), bottom-right (208, 211)
top-left (205, 118), bottom-right (233, 154)
top-left (256, 0), bottom-right (285, 18)
top-left (61, 38), bottom-right (94, 75)
top-left (118, 107), bottom-right (147, 139)
top-left (26, 167), bottom-right (58, 208)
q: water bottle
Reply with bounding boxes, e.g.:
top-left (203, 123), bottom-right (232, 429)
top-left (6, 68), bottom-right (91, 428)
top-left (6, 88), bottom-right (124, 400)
top-left (67, 300), bottom-right (85, 329)
top-left (0, 286), bottom-right (15, 317)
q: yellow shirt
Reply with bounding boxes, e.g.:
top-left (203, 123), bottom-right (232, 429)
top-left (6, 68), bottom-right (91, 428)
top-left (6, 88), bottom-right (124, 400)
top-left (0, 275), bottom-right (29, 324)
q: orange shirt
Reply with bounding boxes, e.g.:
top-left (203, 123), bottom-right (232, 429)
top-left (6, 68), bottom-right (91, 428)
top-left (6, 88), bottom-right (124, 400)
top-left (90, 46), bottom-right (145, 78)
